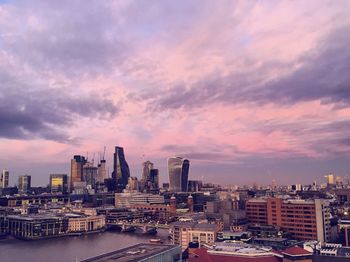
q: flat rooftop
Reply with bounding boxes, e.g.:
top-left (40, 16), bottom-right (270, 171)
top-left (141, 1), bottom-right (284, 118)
top-left (81, 243), bottom-right (179, 262)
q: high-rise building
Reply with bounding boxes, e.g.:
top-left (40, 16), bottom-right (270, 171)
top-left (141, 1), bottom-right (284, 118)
top-left (83, 162), bottom-right (98, 189)
top-left (149, 169), bottom-right (159, 189)
top-left (112, 146), bottom-right (130, 190)
top-left (97, 159), bottom-right (107, 183)
top-left (141, 161), bottom-right (154, 183)
top-left (18, 175), bottom-right (31, 194)
top-left (50, 174), bottom-right (68, 194)
top-left (325, 173), bottom-right (334, 185)
top-left (71, 155), bottom-right (87, 191)
top-left (0, 170), bottom-right (9, 188)
top-left (168, 157), bottom-right (190, 192)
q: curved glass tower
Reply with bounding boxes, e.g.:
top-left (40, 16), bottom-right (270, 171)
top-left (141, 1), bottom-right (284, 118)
top-left (112, 146), bottom-right (130, 189)
top-left (168, 157), bottom-right (190, 192)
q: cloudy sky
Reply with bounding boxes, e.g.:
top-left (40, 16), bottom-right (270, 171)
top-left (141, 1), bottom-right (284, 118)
top-left (0, 0), bottom-right (350, 186)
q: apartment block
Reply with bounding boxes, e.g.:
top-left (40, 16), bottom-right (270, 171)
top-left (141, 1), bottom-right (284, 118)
top-left (246, 198), bottom-right (330, 242)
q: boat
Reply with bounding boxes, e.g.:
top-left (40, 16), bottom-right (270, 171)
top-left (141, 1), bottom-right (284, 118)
top-left (149, 238), bottom-right (163, 244)
top-left (121, 226), bottom-right (136, 233)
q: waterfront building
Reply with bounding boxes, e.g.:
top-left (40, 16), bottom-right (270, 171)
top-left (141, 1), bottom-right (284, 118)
top-left (67, 214), bottom-right (105, 233)
top-left (0, 170), bottom-right (9, 188)
top-left (112, 146), bottom-right (130, 190)
top-left (115, 192), bottom-right (165, 208)
top-left (49, 174), bottom-right (68, 194)
top-left (7, 214), bottom-right (68, 240)
top-left (18, 175), bottom-right (31, 194)
top-left (71, 155), bottom-right (87, 191)
top-left (246, 197), bottom-right (331, 242)
top-left (81, 243), bottom-right (182, 262)
top-left (168, 157), bottom-right (190, 192)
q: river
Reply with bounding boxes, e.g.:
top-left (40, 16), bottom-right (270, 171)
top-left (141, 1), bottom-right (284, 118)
top-left (0, 229), bottom-right (170, 262)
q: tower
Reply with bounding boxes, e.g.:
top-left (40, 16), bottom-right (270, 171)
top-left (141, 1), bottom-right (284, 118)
top-left (0, 170), bottom-right (9, 188)
top-left (112, 146), bottom-right (130, 190)
top-left (170, 194), bottom-right (177, 214)
top-left (71, 155), bottom-right (87, 191)
top-left (188, 194), bottom-right (194, 213)
top-left (18, 175), bottom-right (31, 194)
top-left (168, 157), bottom-right (190, 192)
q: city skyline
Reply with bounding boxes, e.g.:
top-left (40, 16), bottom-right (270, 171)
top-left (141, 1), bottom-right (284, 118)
top-left (1, 1), bottom-right (350, 186)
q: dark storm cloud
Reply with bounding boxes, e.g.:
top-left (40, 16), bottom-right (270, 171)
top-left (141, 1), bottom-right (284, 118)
top-left (0, 71), bottom-right (118, 142)
top-left (153, 26), bottom-right (350, 110)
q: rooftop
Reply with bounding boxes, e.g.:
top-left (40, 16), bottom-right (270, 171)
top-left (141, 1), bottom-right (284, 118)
top-left (81, 243), bottom-right (179, 262)
top-left (282, 246), bottom-right (312, 256)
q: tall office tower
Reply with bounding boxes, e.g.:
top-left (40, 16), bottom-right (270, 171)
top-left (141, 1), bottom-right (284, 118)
top-left (18, 175), bottom-right (31, 194)
top-left (168, 157), bottom-right (190, 192)
top-left (149, 169), bottom-right (159, 189)
top-left (50, 174), bottom-right (68, 194)
top-left (83, 162), bottom-right (98, 189)
top-left (325, 173), bottom-right (334, 185)
top-left (141, 161), bottom-right (154, 183)
top-left (112, 146), bottom-right (130, 189)
top-left (71, 155), bottom-right (87, 191)
top-left (97, 159), bottom-right (107, 183)
top-left (0, 170), bottom-right (9, 188)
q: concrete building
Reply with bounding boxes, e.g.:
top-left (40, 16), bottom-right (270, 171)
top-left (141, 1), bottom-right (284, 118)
top-left (81, 243), bottom-right (181, 262)
top-left (245, 199), bottom-right (268, 225)
top-left (18, 175), bottom-right (31, 194)
top-left (0, 170), bottom-right (9, 188)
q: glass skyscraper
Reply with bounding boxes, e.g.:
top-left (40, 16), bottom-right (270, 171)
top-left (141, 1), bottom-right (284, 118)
top-left (112, 146), bottom-right (130, 189)
top-left (168, 157), bottom-right (190, 192)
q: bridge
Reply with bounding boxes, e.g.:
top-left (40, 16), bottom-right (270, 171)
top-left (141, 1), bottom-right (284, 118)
top-left (107, 221), bottom-right (170, 233)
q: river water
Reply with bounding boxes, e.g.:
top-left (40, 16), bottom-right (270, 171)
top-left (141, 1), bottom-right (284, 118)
top-left (0, 229), bottom-right (170, 262)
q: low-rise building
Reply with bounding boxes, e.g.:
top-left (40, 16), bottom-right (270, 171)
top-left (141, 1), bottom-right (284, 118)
top-left (67, 214), bottom-right (105, 233)
top-left (81, 243), bottom-right (181, 262)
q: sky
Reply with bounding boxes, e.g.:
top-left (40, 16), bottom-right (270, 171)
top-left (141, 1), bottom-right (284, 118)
top-left (0, 0), bottom-right (350, 186)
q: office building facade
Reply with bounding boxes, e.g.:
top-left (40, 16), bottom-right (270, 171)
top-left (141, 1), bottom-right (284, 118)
top-left (0, 170), bottom-right (9, 188)
top-left (71, 155), bottom-right (87, 191)
top-left (18, 175), bottom-right (31, 194)
top-left (50, 174), bottom-right (68, 194)
top-left (168, 157), bottom-right (190, 192)
top-left (112, 146), bottom-right (130, 190)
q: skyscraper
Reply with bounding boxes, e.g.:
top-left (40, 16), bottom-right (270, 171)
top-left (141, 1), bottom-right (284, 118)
top-left (83, 161), bottom-right (98, 189)
top-left (0, 170), bottom-right (9, 188)
top-left (112, 146), bottom-right (130, 189)
top-left (71, 155), bottom-right (87, 191)
top-left (168, 157), bottom-right (190, 192)
top-left (50, 174), bottom-right (68, 194)
top-left (141, 161), bottom-right (154, 183)
top-left (97, 159), bottom-right (107, 183)
top-left (18, 175), bottom-right (31, 194)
